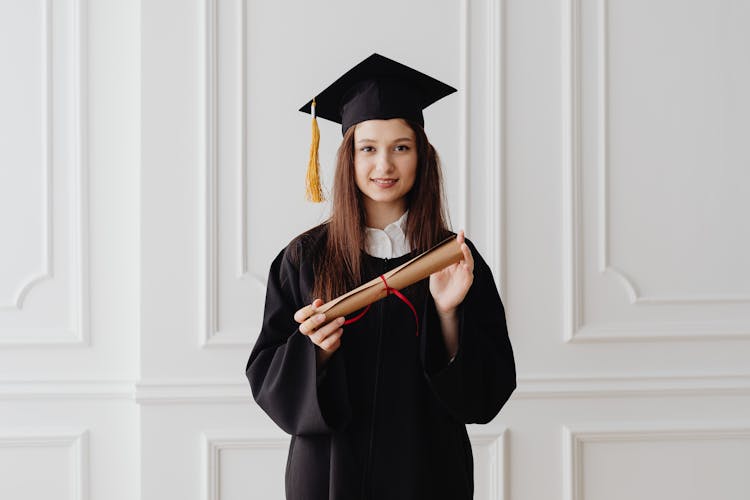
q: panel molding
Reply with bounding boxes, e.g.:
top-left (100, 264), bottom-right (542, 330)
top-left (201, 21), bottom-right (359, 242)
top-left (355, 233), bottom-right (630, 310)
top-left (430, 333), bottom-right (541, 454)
top-left (484, 0), bottom-right (506, 295)
top-left (517, 372), bottom-right (750, 399)
top-left (200, 0), bottom-right (231, 348)
top-left (571, 321), bottom-right (750, 343)
top-left (469, 428), bottom-right (509, 500)
top-left (563, 422), bottom-right (750, 500)
top-left (0, 429), bottom-right (89, 500)
top-left (200, 0), bottom-right (265, 348)
top-left (202, 0), bottom-right (220, 348)
top-left (0, 380), bottom-right (133, 400)
top-left (202, 430), bottom-right (289, 500)
top-left (561, 0), bottom-right (584, 343)
top-left (457, 0), bottom-right (469, 234)
top-left (1, 0), bottom-right (53, 312)
top-left (0, 0), bottom-right (89, 346)
top-left (561, 0), bottom-right (750, 342)
top-left (235, 0), bottom-right (258, 285)
top-left (7, 373), bottom-right (750, 402)
top-left (594, 0), bottom-right (750, 306)
top-left (131, 372), bottom-right (750, 404)
top-left (136, 379), bottom-right (249, 404)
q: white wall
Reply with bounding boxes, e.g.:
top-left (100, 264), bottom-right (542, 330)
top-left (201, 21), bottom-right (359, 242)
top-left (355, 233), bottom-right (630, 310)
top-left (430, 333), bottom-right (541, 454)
top-left (0, 0), bottom-right (140, 499)
top-left (2, 0), bottom-right (749, 498)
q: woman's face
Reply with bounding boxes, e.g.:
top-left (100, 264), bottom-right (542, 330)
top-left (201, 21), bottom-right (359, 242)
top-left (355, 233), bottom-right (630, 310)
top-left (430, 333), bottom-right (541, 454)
top-left (353, 118), bottom-right (418, 216)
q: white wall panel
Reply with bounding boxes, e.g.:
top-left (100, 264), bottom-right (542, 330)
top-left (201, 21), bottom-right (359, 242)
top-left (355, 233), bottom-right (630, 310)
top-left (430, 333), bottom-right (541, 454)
top-left (0, 399), bottom-right (139, 500)
top-left (0, 0), bottom-right (88, 345)
top-left (0, 0), bottom-right (140, 498)
top-left (0, 0), bottom-right (51, 309)
top-left (564, 0), bottom-right (750, 342)
top-left (201, 0), bottom-right (274, 348)
top-left (497, 394), bottom-right (750, 500)
top-left (141, 405), bottom-right (278, 500)
top-left (469, 429), bottom-right (509, 500)
top-left (0, 429), bottom-right (88, 500)
top-left (0, 0), bottom-right (139, 379)
top-left (203, 431), bottom-right (289, 500)
top-left (564, 423), bottom-right (750, 500)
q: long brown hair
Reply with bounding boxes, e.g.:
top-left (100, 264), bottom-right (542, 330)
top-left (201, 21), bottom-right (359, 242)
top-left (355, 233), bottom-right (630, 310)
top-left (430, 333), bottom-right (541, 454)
top-left (312, 119), bottom-right (451, 302)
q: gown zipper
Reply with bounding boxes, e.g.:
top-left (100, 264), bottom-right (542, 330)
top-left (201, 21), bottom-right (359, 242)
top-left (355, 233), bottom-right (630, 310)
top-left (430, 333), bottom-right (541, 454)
top-left (361, 257), bottom-right (388, 499)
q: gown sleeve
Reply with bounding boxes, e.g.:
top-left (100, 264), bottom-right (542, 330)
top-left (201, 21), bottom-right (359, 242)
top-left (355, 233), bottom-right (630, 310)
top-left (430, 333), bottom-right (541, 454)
top-left (419, 239), bottom-right (517, 424)
top-left (245, 246), bottom-right (352, 436)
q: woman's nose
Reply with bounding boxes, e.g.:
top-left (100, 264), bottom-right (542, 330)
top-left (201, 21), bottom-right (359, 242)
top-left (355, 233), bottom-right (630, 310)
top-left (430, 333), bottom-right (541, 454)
top-left (374, 152), bottom-right (394, 172)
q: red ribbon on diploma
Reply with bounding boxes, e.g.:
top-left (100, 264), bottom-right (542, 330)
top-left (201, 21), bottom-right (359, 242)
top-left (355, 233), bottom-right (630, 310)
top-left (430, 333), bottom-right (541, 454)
top-left (343, 274), bottom-right (419, 336)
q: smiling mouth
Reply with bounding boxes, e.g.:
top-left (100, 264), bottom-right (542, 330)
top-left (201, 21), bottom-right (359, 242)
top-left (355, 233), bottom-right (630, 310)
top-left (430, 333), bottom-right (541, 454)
top-left (371, 178), bottom-right (398, 186)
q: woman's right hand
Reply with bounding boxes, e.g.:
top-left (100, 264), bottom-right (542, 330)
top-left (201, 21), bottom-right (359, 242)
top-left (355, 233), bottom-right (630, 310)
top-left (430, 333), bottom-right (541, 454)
top-left (294, 298), bottom-right (345, 366)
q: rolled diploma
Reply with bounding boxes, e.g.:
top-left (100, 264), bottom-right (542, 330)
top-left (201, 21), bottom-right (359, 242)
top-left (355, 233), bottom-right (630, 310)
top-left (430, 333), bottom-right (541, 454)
top-left (315, 235), bottom-right (463, 324)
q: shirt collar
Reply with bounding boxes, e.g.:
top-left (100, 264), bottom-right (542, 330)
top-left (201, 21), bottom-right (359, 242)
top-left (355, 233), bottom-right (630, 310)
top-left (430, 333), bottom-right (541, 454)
top-left (364, 210), bottom-right (410, 258)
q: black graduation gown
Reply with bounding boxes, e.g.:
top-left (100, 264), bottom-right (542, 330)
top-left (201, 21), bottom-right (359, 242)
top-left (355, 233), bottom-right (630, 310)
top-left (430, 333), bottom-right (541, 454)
top-left (245, 224), bottom-right (516, 500)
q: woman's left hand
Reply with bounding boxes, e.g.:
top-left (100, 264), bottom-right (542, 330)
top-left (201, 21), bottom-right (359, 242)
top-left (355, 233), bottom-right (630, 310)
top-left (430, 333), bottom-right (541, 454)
top-left (429, 230), bottom-right (474, 315)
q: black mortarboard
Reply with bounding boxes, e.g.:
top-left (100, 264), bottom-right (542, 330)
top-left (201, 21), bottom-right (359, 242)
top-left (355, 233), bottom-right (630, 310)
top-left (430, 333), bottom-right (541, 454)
top-left (299, 53), bottom-right (457, 202)
top-left (300, 53), bottom-right (457, 133)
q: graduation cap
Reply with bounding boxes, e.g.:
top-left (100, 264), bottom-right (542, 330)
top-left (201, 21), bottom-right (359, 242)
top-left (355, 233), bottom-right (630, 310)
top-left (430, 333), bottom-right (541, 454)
top-left (299, 53), bottom-right (457, 202)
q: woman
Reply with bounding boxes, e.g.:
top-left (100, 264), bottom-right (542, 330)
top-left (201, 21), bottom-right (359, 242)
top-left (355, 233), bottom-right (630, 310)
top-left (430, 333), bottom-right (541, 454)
top-left (245, 53), bottom-right (516, 500)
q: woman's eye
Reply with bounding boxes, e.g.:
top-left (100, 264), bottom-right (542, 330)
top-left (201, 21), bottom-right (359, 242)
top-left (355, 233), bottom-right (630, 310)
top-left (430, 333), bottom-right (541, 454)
top-left (395, 145), bottom-right (410, 151)
top-left (361, 146), bottom-right (374, 152)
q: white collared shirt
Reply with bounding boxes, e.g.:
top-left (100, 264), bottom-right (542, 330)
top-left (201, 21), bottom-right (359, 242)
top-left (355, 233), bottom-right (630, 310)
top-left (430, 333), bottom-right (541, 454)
top-left (364, 210), bottom-right (411, 258)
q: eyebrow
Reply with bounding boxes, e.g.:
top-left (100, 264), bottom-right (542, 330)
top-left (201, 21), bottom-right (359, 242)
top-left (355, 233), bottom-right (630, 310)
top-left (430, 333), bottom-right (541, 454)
top-left (356, 137), bottom-right (415, 144)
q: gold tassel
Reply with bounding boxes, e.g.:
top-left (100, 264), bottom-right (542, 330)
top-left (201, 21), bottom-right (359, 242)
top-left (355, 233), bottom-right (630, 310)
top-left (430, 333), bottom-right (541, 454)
top-left (305, 98), bottom-right (325, 202)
